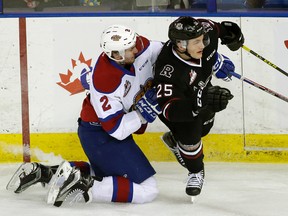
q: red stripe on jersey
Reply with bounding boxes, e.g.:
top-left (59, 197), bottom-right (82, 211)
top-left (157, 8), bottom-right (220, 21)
top-left (80, 95), bottom-right (99, 122)
top-left (100, 111), bottom-right (124, 133)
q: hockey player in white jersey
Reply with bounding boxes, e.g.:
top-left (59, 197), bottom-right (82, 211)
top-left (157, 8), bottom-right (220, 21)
top-left (7, 24), bottom-right (163, 207)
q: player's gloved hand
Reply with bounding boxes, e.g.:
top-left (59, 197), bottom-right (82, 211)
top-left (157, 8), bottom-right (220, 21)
top-left (135, 87), bottom-right (161, 123)
top-left (220, 21), bottom-right (244, 51)
top-left (212, 53), bottom-right (234, 82)
top-left (205, 86), bottom-right (234, 112)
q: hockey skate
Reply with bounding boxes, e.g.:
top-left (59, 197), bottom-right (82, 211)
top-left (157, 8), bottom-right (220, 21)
top-left (46, 160), bottom-right (73, 204)
top-left (6, 162), bottom-right (53, 193)
top-left (186, 169), bottom-right (205, 200)
top-left (51, 168), bottom-right (94, 207)
top-left (161, 131), bottom-right (186, 168)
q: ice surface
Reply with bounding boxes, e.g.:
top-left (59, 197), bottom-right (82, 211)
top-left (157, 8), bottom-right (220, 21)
top-left (1, 162), bottom-right (288, 216)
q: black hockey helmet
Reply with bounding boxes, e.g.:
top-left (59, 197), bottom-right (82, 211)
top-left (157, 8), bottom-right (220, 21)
top-left (168, 16), bottom-right (205, 43)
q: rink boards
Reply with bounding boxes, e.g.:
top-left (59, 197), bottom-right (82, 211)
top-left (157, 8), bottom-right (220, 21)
top-left (1, 133), bottom-right (288, 163)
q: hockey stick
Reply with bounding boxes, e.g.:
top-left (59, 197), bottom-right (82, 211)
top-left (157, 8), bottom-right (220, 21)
top-left (230, 71), bottom-right (288, 103)
top-left (242, 45), bottom-right (288, 78)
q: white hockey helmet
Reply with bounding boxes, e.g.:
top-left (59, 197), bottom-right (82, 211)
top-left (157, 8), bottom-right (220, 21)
top-left (100, 25), bottom-right (137, 62)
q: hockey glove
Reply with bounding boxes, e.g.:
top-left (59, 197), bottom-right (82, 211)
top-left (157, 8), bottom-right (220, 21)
top-left (220, 21), bottom-right (244, 51)
top-left (212, 53), bottom-right (235, 82)
top-left (206, 86), bottom-right (234, 112)
top-left (135, 87), bottom-right (162, 123)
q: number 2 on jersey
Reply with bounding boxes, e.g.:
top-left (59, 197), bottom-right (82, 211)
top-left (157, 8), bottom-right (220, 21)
top-left (100, 95), bottom-right (112, 111)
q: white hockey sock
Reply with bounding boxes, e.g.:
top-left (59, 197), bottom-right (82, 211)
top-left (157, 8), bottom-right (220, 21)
top-left (91, 176), bottom-right (114, 202)
top-left (132, 176), bottom-right (158, 204)
top-left (91, 176), bottom-right (158, 204)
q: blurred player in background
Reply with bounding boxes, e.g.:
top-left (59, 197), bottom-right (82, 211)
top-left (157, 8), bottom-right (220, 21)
top-left (244, 0), bottom-right (266, 8)
top-left (153, 16), bottom-right (244, 199)
top-left (7, 24), bottom-right (163, 207)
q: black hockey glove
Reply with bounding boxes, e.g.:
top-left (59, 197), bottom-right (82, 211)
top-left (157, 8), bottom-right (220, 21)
top-left (205, 86), bottom-right (234, 112)
top-left (220, 21), bottom-right (244, 51)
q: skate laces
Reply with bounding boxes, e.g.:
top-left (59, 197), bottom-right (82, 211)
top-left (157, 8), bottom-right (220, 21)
top-left (173, 147), bottom-right (185, 166)
top-left (187, 170), bottom-right (204, 189)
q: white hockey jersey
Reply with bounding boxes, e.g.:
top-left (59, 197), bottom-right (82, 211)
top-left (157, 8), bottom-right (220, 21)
top-left (80, 36), bottom-right (163, 140)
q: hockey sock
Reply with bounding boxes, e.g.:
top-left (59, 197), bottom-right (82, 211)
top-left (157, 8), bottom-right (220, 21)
top-left (48, 161), bottom-right (91, 176)
top-left (91, 176), bottom-right (133, 203)
top-left (91, 176), bottom-right (158, 204)
top-left (111, 176), bottom-right (133, 202)
top-left (179, 141), bottom-right (204, 173)
top-left (69, 161), bottom-right (91, 175)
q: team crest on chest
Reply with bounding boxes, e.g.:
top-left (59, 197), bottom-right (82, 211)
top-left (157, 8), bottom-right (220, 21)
top-left (189, 70), bottom-right (197, 85)
top-left (123, 80), bottom-right (131, 97)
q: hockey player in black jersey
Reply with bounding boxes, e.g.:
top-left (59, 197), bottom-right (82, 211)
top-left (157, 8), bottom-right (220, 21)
top-left (154, 16), bottom-right (244, 198)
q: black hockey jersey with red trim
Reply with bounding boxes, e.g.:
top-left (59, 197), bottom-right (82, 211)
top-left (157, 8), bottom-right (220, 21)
top-left (154, 19), bottom-right (226, 123)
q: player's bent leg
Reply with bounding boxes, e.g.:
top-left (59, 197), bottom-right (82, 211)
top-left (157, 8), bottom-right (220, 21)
top-left (161, 131), bottom-right (186, 168)
top-left (92, 176), bottom-right (158, 204)
top-left (50, 172), bottom-right (158, 207)
top-left (6, 162), bottom-right (54, 193)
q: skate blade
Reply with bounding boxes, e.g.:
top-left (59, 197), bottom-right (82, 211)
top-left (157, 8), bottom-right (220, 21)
top-left (67, 190), bottom-right (93, 206)
top-left (191, 196), bottom-right (196, 203)
top-left (62, 189), bottom-right (87, 207)
top-left (46, 161), bottom-right (72, 204)
top-left (6, 163), bottom-right (32, 192)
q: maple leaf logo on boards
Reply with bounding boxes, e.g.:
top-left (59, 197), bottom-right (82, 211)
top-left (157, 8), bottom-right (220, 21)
top-left (57, 52), bottom-right (93, 95)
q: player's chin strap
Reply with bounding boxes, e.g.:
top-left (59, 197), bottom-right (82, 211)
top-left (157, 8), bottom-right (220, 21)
top-left (176, 41), bottom-right (193, 60)
top-left (179, 50), bottom-right (201, 64)
top-left (181, 50), bottom-right (193, 60)
top-left (173, 45), bottom-right (195, 62)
